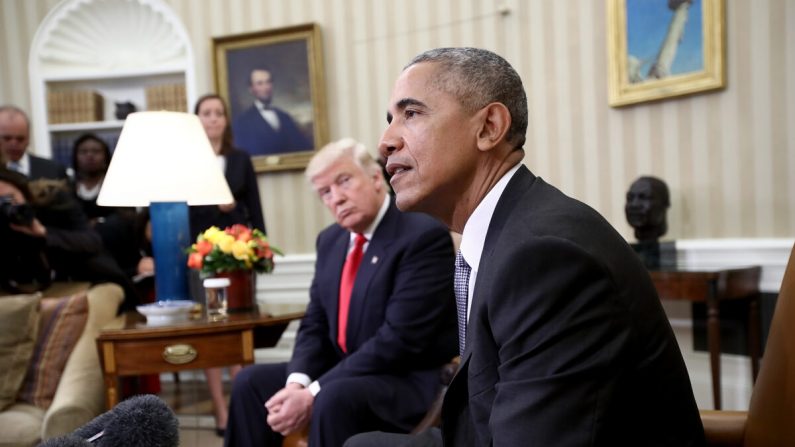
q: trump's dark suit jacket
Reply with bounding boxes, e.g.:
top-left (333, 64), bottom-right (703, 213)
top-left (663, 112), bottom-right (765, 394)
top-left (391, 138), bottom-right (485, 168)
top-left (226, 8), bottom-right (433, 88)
top-left (290, 199), bottom-right (458, 428)
top-left (441, 166), bottom-right (704, 446)
top-left (232, 105), bottom-right (312, 156)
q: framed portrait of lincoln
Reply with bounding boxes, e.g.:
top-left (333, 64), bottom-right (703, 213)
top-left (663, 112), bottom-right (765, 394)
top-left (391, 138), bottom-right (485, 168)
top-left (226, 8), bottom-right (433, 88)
top-left (213, 23), bottom-right (328, 172)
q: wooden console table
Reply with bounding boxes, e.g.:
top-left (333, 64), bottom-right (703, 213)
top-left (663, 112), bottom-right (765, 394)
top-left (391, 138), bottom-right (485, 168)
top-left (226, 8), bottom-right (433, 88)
top-left (649, 266), bottom-right (761, 410)
top-left (96, 304), bottom-right (305, 409)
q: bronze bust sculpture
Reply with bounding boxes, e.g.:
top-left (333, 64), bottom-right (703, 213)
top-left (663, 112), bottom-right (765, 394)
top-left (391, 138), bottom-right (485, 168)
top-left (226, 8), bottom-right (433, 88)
top-left (625, 176), bottom-right (670, 242)
top-left (625, 176), bottom-right (674, 268)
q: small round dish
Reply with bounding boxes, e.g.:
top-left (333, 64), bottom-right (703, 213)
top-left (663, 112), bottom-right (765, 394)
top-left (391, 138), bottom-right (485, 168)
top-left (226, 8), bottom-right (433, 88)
top-left (136, 300), bottom-right (195, 326)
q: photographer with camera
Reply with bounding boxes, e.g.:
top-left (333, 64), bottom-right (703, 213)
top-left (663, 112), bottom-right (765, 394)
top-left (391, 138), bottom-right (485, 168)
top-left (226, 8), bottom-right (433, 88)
top-left (0, 169), bottom-right (51, 291)
top-left (0, 168), bottom-right (136, 309)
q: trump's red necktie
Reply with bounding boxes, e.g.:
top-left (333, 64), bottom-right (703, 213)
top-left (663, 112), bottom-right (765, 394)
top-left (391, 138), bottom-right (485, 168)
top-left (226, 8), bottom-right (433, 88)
top-left (338, 233), bottom-right (367, 352)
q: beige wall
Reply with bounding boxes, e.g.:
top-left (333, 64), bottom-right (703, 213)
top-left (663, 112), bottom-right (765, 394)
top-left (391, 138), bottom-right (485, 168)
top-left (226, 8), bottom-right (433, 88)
top-left (2, 0), bottom-right (794, 254)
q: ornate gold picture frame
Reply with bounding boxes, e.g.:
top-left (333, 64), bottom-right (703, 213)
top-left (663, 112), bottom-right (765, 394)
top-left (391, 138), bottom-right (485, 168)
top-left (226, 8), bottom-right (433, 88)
top-left (607, 0), bottom-right (725, 107)
top-left (213, 23), bottom-right (328, 172)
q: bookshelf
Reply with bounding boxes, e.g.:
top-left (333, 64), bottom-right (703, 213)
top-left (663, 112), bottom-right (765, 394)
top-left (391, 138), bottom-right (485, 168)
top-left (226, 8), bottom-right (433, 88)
top-left (44, 70), bottom-right (188, 167)
top-left (28, 0), bottom-right (196, 168)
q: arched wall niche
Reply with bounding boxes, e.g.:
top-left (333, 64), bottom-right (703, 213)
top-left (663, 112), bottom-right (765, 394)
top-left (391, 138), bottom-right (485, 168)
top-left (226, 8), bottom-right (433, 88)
top-left (28, 0), bottom-right (196, 159)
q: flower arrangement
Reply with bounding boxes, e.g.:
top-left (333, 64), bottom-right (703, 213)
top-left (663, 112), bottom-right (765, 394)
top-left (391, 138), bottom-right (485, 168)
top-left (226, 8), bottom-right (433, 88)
top-left (186, 224), bottom-right (282, 275)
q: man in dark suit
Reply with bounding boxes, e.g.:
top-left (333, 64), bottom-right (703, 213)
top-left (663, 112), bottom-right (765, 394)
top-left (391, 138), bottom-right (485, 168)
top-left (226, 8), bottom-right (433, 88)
top-left (0, 105), bottom-right (68, 180)
top-left (349, 48), bottom-right (705, 446)
top-left (231, 68), bottom-right (313, 156)
top-left (225, 138), bottom-right (458, 447)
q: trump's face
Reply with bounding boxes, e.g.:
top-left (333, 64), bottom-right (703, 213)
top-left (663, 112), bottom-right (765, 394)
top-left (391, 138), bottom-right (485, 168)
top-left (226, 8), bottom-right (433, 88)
top-left (378, 62), bottom-right (481, 219)
top-left (310, 156), bottom-right (384, 234)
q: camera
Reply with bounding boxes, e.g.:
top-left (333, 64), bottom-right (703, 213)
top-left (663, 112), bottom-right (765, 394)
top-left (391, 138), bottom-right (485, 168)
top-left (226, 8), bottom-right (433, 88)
top-left (0, 195), bottom-right (35, 226)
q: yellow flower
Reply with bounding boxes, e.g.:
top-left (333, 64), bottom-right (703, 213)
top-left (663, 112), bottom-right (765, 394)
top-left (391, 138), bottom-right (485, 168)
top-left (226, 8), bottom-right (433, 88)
top-left (217, 234), bottom-right (235, 253)
top-left (187, 224), bottom-right (281, 275)
top-left (232, 240), bottom-right (251, 260)
top-left (202, 226), bottom-right (224, 244)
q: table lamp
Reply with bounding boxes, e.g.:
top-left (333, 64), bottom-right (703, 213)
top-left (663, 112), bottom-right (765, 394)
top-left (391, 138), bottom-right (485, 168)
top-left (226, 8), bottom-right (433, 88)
top-left (98, 111), bottom-right (233, 302)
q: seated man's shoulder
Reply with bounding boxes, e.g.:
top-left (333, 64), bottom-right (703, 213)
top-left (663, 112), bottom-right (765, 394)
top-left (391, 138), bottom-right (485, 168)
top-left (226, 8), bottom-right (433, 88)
top-left (29, 154), bottom-right (67, 175)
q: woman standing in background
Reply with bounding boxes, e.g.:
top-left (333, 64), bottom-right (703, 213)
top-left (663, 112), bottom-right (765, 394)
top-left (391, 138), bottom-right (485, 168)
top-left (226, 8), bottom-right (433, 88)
top-left (191, 94), bottom-right (266, 240)
top-left (193, 93), bottom-right (266, 436)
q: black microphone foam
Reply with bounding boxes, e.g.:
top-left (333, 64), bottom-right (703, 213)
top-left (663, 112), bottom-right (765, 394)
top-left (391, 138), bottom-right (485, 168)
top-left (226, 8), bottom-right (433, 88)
top-left (69, 401), bottom-right (116, 441)
top-left (37, 435), bottom-right (92, 447)
top-left (74, 394), bottom-right (179, 447)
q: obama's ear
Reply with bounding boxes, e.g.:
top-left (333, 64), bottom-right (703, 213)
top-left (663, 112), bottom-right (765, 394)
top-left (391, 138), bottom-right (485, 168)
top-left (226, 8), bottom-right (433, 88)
top-left (475, 102), bottom-right (511, 152)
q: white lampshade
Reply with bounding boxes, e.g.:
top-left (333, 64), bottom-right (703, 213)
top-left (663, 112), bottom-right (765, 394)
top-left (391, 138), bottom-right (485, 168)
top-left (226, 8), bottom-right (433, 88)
top-left (98, 111), bottom-right (233, 206)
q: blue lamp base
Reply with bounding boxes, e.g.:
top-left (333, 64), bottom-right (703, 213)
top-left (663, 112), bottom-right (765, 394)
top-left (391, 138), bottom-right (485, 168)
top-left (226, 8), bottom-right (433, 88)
top-left (149, 202), bottom-right (190, 301)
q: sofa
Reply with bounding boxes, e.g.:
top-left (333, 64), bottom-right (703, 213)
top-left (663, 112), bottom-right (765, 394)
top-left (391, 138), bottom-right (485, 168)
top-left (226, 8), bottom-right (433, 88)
top-left (0, 282), bottom-right (124, 447)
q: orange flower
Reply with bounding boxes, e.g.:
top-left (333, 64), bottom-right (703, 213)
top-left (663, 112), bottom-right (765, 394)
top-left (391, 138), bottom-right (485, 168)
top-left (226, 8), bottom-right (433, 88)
top-left (186, 225), bottom-right (280, 274)
top-left (226, 224), bottom-right (252, 242)
top-left (195, 240), bottom-right (213, 256)
top-left (254, 245), bottom-right (273, 259)
top-left (187, 252), bottom-right (204, 269)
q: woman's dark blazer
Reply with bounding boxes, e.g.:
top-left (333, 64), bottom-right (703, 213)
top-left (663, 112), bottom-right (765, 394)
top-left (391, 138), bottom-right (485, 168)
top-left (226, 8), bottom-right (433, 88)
top-left (189, 148), bottom-right (265, 239)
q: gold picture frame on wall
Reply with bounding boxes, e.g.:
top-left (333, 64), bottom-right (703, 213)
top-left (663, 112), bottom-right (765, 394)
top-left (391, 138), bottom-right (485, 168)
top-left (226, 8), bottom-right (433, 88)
top-left (213, 23), bottom-right (328, 172)
top-left (607, 0), bottom-right (725, 107)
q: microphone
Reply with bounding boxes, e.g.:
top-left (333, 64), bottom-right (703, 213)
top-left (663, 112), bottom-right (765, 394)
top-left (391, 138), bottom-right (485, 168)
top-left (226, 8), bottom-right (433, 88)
top-left (35, 436), bottom-right (91, 447)
top-left (39, 394), bottom-right (179, 447)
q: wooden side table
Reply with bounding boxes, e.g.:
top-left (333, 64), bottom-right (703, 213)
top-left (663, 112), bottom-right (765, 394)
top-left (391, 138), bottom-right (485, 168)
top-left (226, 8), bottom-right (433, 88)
top-left (96, 305), bottom-right (305, 409)
top-left (650, 266), bottom-right (761, 410)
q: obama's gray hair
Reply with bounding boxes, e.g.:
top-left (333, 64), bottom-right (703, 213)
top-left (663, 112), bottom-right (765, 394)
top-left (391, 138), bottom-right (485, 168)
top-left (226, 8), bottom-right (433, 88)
top-left (406, 47), bottom-right (527, 150)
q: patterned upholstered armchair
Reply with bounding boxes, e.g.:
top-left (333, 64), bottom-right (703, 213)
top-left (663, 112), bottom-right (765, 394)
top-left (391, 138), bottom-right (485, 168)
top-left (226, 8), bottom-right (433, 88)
top-left (0, 283), bottom-right (124, 447)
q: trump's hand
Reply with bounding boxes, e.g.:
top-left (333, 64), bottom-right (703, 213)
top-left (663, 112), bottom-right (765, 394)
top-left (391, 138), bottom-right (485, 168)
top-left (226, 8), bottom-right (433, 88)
top-left (264, 383), bottom-right (314, 436)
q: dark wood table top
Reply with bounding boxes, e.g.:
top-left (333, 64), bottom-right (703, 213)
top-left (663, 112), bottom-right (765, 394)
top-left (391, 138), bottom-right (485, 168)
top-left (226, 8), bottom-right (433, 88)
top-left (648, 265), bottom-right (761, 302)
top-left (99, 302), bottom-right (306, 340)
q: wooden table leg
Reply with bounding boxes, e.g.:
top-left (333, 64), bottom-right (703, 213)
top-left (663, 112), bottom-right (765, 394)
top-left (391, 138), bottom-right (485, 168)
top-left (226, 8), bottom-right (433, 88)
top-left (103, 374), bottom-right (119, 409)
top-left (748, 294), bottom-right (761, 382)
top-left (707, 280), bottom-right (722, 410)
top-left (99, 341), bottom-right (119, 409)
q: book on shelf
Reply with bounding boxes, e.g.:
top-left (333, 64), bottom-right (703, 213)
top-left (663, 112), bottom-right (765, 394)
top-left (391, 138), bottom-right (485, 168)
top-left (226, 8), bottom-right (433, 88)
top-left (145, 83), bottom-right (187, 112)
top-left (47, 90), bottom-right (104, 124)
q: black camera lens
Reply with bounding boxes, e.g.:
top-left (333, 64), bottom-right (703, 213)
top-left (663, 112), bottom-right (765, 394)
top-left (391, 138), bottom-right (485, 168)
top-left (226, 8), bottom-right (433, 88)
top-left (0, 195), bottom-right (35, 226)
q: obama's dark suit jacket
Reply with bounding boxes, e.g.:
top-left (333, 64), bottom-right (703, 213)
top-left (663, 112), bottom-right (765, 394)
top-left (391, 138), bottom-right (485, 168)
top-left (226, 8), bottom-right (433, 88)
top-left (441, 166), bottom-right (705, 446)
